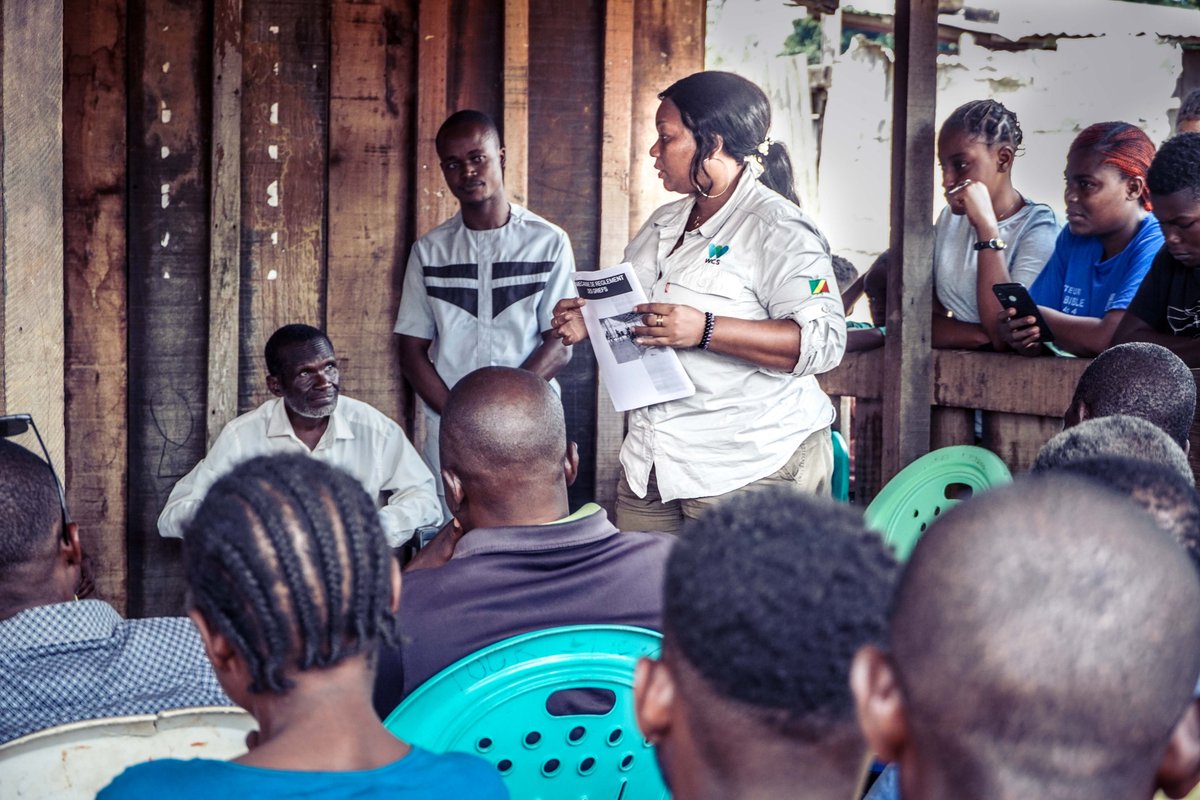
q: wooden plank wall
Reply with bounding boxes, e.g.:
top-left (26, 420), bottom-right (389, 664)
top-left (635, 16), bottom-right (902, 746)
top-left (2, 1), bottom-right (67, 468)
top-left (824, 351), bottom-right (1091, 503)
top-left (51, 0), bottom-right (708, 613)
top-left (64, 0), bottom-right (129, 610)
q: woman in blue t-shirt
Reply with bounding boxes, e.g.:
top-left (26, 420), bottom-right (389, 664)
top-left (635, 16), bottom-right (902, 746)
top-left (99, 455), bottom-right (507, 800)
top-left (1002, 122), bottom-right (1162, 356)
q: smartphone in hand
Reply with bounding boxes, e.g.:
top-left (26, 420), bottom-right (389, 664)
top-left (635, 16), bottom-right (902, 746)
top-left (992, 282), bottom-right (1055, 343)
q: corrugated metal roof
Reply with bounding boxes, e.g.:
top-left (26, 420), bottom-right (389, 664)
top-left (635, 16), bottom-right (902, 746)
top-left (842, 0), bottom-right (1200, 40)
top-left (936, 0), bottom-right (1200, 40)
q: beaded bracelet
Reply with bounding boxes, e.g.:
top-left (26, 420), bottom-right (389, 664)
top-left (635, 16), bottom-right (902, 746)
top-left (698, 311), bottom-right (716, 350)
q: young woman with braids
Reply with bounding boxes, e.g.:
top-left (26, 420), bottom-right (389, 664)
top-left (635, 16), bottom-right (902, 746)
top-left (551, 71), bottom-right (845, 532)
top-left (99, 455), bottom-right (507, 799)
top-left (1001, 122), bottom-right (1162, 356)
top-left (928, 99), bottom-right (1059, 350)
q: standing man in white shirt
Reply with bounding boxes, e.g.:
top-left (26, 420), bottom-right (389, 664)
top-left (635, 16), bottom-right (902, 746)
top-left (157, 324), bottom-right (440, 546)
top-left (394, 110), bottom-right (574, 507)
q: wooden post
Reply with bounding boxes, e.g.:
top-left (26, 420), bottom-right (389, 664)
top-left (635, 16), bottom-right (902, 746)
top-left (327, 0), bottom-right (415, 425)
top-left (416, 0), bottom-right (454, 237)
top-left (237, 0), bottom-right (329, 411)
top-left (1, 0), bottom-right (66, 467)
top-left (881, 0), bottom-right (938, 480)
top-left (64, 0), bottom-right (129, 610)
top-left (504, 0), bottom-right (530, 206)
top-left (595, 0), bottom-right (635, 514)
top-left (208, 0), bottom-right (242, 447)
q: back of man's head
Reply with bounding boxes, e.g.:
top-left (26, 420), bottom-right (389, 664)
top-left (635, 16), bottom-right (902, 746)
top-left (1034, 414), bottom-right (1193, 483)
top-left (1066, 342), bottom-right (1195, 449)
top-left (639, 486), bottom-right (897, 798)
top-left (1054, 455), bottom-right (1200, 573)
top-left (263, 324), bottom-right (331, 377)
top-left (440, 366), bottom-right (569, 498)
top-left (861, 476), bottom-right (1200, 800)
top-left (0, 439), bottom-right (64, 580)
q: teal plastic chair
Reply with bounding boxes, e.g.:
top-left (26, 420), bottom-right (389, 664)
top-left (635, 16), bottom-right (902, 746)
top-left (384, 625), bottom-right (668, 800)
top-left (864, 445), bottom-right (1012, 561)
top-left (831, 430), bottom-right (851, 502)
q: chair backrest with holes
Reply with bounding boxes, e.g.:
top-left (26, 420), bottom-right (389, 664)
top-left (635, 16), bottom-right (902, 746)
top-left (383, 625), bottom-right (668, 800)
top-left (864, 445), bottom-right (1012, 561)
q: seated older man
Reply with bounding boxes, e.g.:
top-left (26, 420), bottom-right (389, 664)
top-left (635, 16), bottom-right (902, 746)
top-left (158, 324), bottom-right (439, 546)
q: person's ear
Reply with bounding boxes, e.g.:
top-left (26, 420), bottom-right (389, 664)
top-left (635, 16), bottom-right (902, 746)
top-left (188, 608), bottom-right (239, 676)
top-left (61, 522), bottom-right (82, 566)
top-left (266, 373), bottom-right (282, 397)
top-left (499, 146), bottom-right (506, 172)
top-left (388, 557), bottom-right (402, 614)
top-left (1156, 698), bottom-right (1200, 798)
top-left (635, 657), bottom-right (676, 745)
top-left (850, 645), bottom-right (910, 763)
top-left (705, 134), bottom-right (726, 162)
top-left (1127, 175), bottom-right (1147, 204)
top-left (564, 441), bottom-right (579, 488)
top-left (442, 467), bottom-right (465, 516)
top-left (995, 143), bottom-right (1015, 174)
top-left (1063, 398), bottom-right (1087, 429)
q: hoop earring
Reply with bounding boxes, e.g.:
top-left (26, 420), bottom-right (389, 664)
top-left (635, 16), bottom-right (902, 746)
top-left (694, 159), bottom-right (733, 200)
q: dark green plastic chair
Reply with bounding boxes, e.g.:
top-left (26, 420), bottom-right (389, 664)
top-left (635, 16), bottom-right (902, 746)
top-left (384, 625), bottom-right (668, 800)
top-left (831, 430), bottom-right (851, 502)
top-left (864, 445), bottom-right (1012, 561)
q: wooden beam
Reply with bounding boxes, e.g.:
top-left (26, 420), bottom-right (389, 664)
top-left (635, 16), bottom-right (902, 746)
top-left (64, 0), bottom-right (129, 611)
top-left (237, 0), bottom-right (329, 411)
top-left (1, 0), bottom-right (66, 467)
top-left (415, 0), bottom-right (453, 238)
top-left (327, 0), bottom-right (415, 425)
top-left (208, 0), bottom-right (242, 447)
top-left (881, 0), bottom-right (938, 479)
top-left (503, 0), bottom-right (529, 206)
top-left (594, 0), bottom-right (635, 514)
top-left (126, 0), bottom-right (211, 616)
top-left (932, 351), bottom-right (1089, 417)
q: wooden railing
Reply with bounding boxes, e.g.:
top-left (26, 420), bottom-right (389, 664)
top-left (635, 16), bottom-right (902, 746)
top-left (823, 350), bottom-right (1092, 503)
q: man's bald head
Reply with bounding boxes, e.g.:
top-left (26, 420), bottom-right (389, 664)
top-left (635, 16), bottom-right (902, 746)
top-left (888, 476), bottom-right (1200, 796)
top-left (440, 367), bottom-right (569, 493)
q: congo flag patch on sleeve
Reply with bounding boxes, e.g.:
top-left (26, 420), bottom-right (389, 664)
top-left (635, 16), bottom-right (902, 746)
top-left (809, 278), bottom-right (830, 295)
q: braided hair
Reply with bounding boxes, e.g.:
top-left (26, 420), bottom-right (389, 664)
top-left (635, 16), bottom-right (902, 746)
top-left (942, 99), bottom-right (1024, 154)
top-left (659, 71), bottom-right (800, 206)
top-left (183, 454), bottom-right (396, 694)
top-left (1069, 122), bottom-right (1156, 210)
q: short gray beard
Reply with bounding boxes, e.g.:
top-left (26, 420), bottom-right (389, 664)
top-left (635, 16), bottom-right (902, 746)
top-left (287, 394), bottom-right (337, 420)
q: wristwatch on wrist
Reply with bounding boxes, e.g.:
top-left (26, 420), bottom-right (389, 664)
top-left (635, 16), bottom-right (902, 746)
top-left (974, 238), bottom-right (1007, 251)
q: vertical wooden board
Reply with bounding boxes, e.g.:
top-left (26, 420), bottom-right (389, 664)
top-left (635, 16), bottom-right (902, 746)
top-left (414, 0), bottom-right (451, 241)
top-left (930, 406), bottom-right (974, 450)
top-left (981, 412), bottom-right (1061, 475)
top-left (238, 0), bottom-right (328, 411)
top-left (446, 0), bottom-right (502, 118)
top-left (594, 0), bottom-right (634, 514)
top-left (881, 0), bottom-right (937, 480)
top-left (528, 0), bottom-right (603, 512)
top-left (629, 0), bottom-right (703, 242)
top-left (126, 0), bottom-right (211, 616)
top-left (63, 0), bottom-right (129, 611)
top-left (503, 0), bottom-right (529, 206)
top-left (208, 0), bottom-right (243, 446)
top-left (327, 0), bottom-right (416, 425)
top-left (853, 398), bottom-right (884, 505)
top-left (2, 0), bottom-right (66, 467)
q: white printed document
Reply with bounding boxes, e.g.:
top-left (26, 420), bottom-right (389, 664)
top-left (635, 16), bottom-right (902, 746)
top-left (573, 263), bottom-right (696, 412)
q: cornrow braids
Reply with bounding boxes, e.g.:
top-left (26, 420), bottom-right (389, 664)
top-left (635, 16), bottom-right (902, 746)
top-left (943, 99), bottom-right (1024, 154)
top-left (183, 454), bottom-right (396, 695)
top-left (1069, 122), bottom-right (1156, 210)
